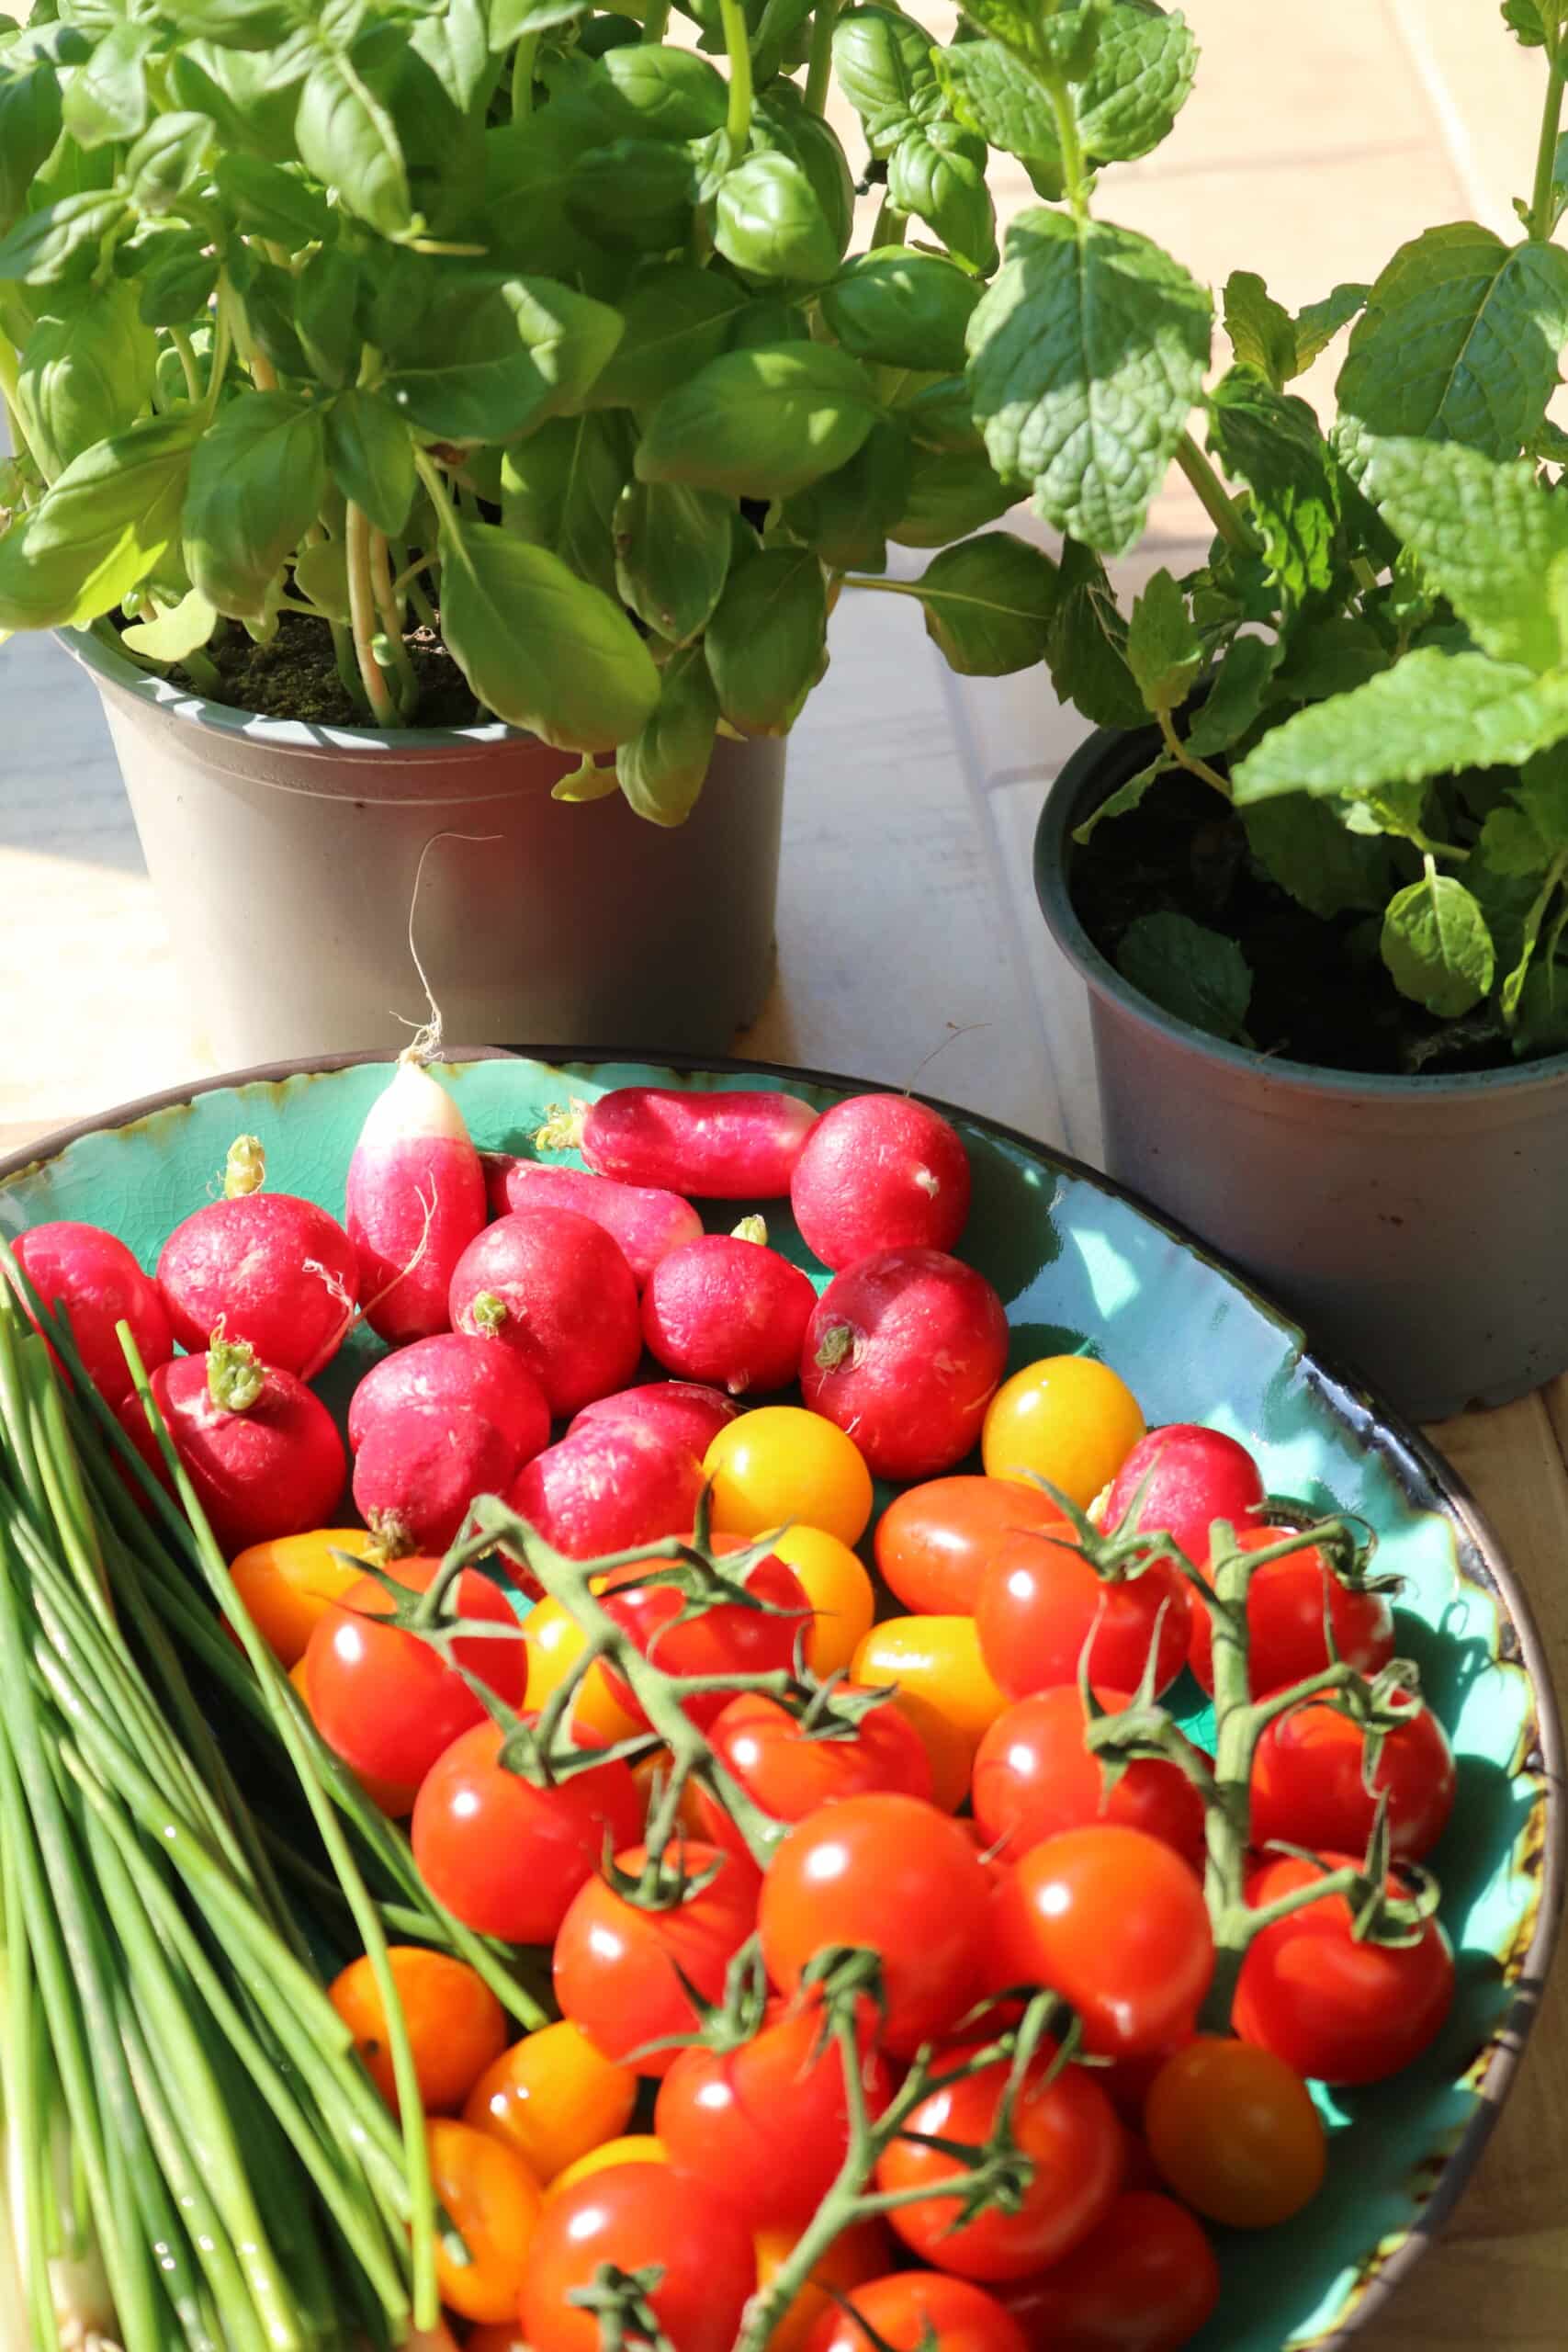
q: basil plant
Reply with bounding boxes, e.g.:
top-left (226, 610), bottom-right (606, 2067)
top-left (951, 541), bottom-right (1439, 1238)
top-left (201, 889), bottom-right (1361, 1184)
top-left (0, 0), bottom-right (1068, 821)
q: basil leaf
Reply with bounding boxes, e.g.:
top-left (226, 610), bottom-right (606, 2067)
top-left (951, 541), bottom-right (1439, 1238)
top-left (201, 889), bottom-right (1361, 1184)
top-left (134, 228), bottom-right (218, 327)
top-left (586, 263), bottom-right (746, 409)
top-left (636, 344), bottom-right (879, 500)
top-left (479, 115), bottom-right (603, 279)
top-left (899, 372), bottom-right (984, 453)
top-left (783, 421), bottom-right (911, 571)
top-left (410, 0), bottom-right (496, 117)
top-left (125, 112), bottom-right (215, 213)
top-left (382, 276), bottom-right (623, 443)
top-left (159, 0), bottom-right (299, 49)
top-left (437, 511), bottom-right (661, 751)
top-left (490, 0), bottom-right (590, 40)
top-left (886, 121), bottom-right (997, 275)
top-left (502, 412), bottom-right (632, 603)
top-left (214, 153), bottom-right (334, 248)
top-left (1044, 535), bottom-right (1144, 727)
top-left (616, 640), bottom-right (720, 825)
top-left (912, 530), bottom-right (1058, 674)
top-left (323, 389), bottom-right (416, 538)
top-left (297, 46), bottom-right (413, 241)
top-left (831, 3), bottom-right (942, 158)
top-left (888, 440), bottom-right (1010, 548)
top-left (568, 135), bottom-right (696, 250)
top-left (0, 192), bottom-right (127, 288)
top-left (716, 151), bottom-right (840, 286)
top-left (820, 249), bottom-right (981, 373)
top-left (121, 585), bottom-right (220, 662)
top-left (0, 60), bottom-right (64, 232)
top-left (172, 40), bottom-right (312, 163)
top-left (614, 475), bottom-right (732, 644)
top-left (1382, 867), bottom-right (1495, 1018)
top-left (184, 390), bottom-right (328, 617)
top-left (1360, 435), bottom-right (1568, 673)
top-left (1117, 911), bottom-right (1253, 1045)
top-left (705, 543), bottom-right (827, 734)
top-left (750, 89), bottom-right (856, 260)
top-left (16, 283), bottom-right (157, 479)
top-left (62, 22), bottom-right (158, 151)
top-left (600, 45), bottom-right (728, 137)
top-left (0, 410), bottom-right (198, 628)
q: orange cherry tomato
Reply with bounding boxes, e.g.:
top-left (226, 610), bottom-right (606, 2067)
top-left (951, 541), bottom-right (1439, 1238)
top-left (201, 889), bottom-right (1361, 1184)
top-left (464, 2019), bottom-right (637, 2185)
top-left (545, 2133), bottom-right (669, 2201)
top-left (229, 1529), bottom-right (373, 1664)
top-left (805, 2271), bottom-right (1028, 2352)
top-left (1145, 2037), bottom-right (1326, 2229)
top-left (755, 2221), bottom-right (897, 2352)
top-left (875, 1478), bottom-right (1069, 1616)
top-left (288, 1657), bottom-right (417, 1818)
top-left (465, 2330), bottom-right (525, 2352)
top-left (424, 2118), bottom-right (543, 2323)
top-left (329, 1947), bottom-right (507, 2113)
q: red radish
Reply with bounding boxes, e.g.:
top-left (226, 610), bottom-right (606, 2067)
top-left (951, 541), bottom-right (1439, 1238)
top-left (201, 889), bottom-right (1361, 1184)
top-left (1101, 1425), bottom-right (1267, 1566)
top-left (790, 1094), bottom-right (971, 1269)
top-left (353, 1404), bottom-right (523, 1555)
top-left (641, 1222), bottom-right (817, 1396)
top-left (483, 1154), bottom-right (702, 1289)
top-left (347, 1332), bottom-right (549, 1463)
top-left (344, 1057), bottom-right (487, 1344)
top-left (448, 1208), bottom-right (641, 1419)
top-left (801, 1248), bottom-right (1009, 1481)
top-left (157, 1136), bottom-right (358, 1380)
top-left (509, 1420), bottom-right (705, 1559)
top-left (116, 1335), bottom-right (346, 1556)
top-left (538, 1087), bottom-right (818, 1198)
top-left (11, 1221), bottom-right (173, 1408)
top-left (568, 1380), bottom-right (741, 1458)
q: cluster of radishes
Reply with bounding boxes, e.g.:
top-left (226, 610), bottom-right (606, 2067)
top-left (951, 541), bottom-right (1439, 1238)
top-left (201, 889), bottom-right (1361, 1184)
top-left (13, 1061), bottom-right (1002, 1567)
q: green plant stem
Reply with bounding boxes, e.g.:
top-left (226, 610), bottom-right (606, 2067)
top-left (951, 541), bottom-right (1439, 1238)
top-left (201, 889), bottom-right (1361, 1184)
top-left (804, 0), bottom-right (839, 113)
top-left (204, 288), bottom-right (234, 420)
top-left (1044, 77), bottom-right (1090, 220)
top-left (641, 0), bottom-right (671, 40)
top-left (1175, 432), bottom-right (1258, 554)
top-left (511, 31), bottom-right (538, 119)
top-left (168, 327), bottom-right (201, 405)
top-left (718, 0), bottom-right (754, 147)
top-left (868, 190), bottom-right (906, 248)
top-left (1156, 707), bottom-right (1233, 801)
top-left (368, 526), bottom-right (419, 715)
top-left (344, 502), bottom-right (400, 728)
top-left (1529, 45), bottom-right (1567, 241)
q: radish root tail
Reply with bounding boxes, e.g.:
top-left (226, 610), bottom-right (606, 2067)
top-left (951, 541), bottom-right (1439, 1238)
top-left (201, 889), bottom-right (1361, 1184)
top-left (397, 829), bottom-right (502, 1068)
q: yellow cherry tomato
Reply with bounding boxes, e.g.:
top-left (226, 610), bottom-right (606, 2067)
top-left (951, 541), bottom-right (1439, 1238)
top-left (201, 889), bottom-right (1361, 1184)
top-left (705, 1408), bottom-right (874, 1546)
top-left (288, 1657), bottom-right (416, 1819)
top-left (852, 1617), bottom-right (1008, 1811)
top-left (424, 2119), bottom-right (542, 2324)
top-left (759, 1524), bottom-right (875, 1678)
top-left (525, 1595), bottom-right (641, 1744)
top-left (463, 2020), bottom-right (637, 2185)
top-left (981, 1356), bottom-right (1145, 1508)
top-left (753, 2220), bottom-right (896, 2352)
top-left (545, 2134), bottom-right (670, 2202)
top-left (229, 1529), bottom-right (372, 1666)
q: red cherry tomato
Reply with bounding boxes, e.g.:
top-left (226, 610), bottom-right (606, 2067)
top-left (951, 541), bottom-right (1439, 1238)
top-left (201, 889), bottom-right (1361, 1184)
top-left (759, 1794), bottom-right (991, 2056)
top-left (1188, 1526), bottom-right (1395, 1698)
top-left (411, 1717), bottom-right (644, 1944)
top-left (1249, 1690), bottom-right (1456, 1863)
top-left (692, 1689), bottom-right (933, 1859)
top-left (805, 2272), bottom-right (1028, 2352)
top-left (304, 1556), bottom-right (525, 1788)
top-left (552, 1842), bottom-right (760, 2077)
top-left (998, 2190), bottom-right (1221, 2351)
top-left (875, 2050), bottom-right (1122, 2281)
top-left (1102, 1425), bottom-right (1265, 1566)
top-left (602, 1549), bottom-right (811, 1731)
top-left (976, 1532), bottom-right (1190, 1702)
top-left (519, 2162), bottom-right (756, 2352)
top-left (994, 1826), bottom-right (1214, 2059)
top-left (1234, 1853), bottom-right (1455, 2086)
top-left (655, 2003), bottom-right (890, 2231)
top-left (971, 1689), bottom-right (1208, 1871)
top-left (874, 1478), bottom-right (1070, 1617)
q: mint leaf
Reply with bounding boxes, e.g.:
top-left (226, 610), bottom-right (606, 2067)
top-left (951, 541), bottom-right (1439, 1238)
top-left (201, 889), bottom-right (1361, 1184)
top-left (1381, 865), bottom-right (1495, 1016)
top-left (1245, 796), bottom-right (1397, 920)
top-left (932, 39), bottom-right (1061, 171)
top-left (1208, 366), bottom-right (1342, 611)
top-left (1359, 435), bottom-right (1568, 673)
top-left (1481, 803), bottom-right (1558, 877)
top-left (1271, 616), bottom-right (1387, 703)
top-left (1077, 0), bottom-right (1196, 164)
top-left (1185, 633), bottom-right (1280, 759)
top-left (1127, 566), bottom-right (1200, 714)
top-left (1072, 752), bottom-right (1172, 844)
top-left (1232, 650), bottom-right (1568, 804)
top-left (1043, 535), bottom-right (1145, 727)
top-left (1117, 911), bottom-right (1252, 1044)
top-left (1223, 271), bottom-right (1295, 392)
top-left (1337, 223), bottom-right (1568, 465)
top-left (966, 209), bottom-right (1211, 556)
top-left (1292, 282), bottom-right (1371, 373)
top-left (912, 530), bottom-right (1058, 674)
top-left (1479, 748), bottom-right (1568, 875)
top-left (1502, 1), bottom-right (1568, 46)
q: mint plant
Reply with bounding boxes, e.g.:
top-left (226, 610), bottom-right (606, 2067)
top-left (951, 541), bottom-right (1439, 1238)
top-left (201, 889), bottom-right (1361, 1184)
top-left (0, 0), bottom-right (1061, 820)
top-left (957, 0), bottom-right (1568, 1069)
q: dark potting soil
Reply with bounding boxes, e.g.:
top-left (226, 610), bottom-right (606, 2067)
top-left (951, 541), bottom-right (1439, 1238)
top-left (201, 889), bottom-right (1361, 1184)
top-left (1070, 774), bottom-right (1515, 1079)
top-left (163, 611), bottom-right (480, 729)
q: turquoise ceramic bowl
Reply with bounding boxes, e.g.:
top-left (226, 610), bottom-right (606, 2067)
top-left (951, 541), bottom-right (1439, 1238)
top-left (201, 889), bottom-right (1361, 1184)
top-left (0, 1049), bottom-right (1560, 2352)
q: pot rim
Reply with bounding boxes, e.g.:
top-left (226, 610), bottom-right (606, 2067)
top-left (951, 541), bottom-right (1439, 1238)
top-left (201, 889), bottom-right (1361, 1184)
top-left (1035, 723), bottom-right (1568, 1102)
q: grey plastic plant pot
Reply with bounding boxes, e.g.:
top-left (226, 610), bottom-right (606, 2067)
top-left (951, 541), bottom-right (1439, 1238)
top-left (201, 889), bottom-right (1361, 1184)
top-left (1034, 725), bottom-right (1568, 1423)
top-left (62, 625), bottom-right (785, 1070)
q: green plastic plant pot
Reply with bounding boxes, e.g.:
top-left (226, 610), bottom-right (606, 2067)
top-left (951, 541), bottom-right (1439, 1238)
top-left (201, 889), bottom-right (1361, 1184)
top-left (1034, 726), bottom-right (1568, 1422)
top-left (62, 625), bottom-right (785, 1071)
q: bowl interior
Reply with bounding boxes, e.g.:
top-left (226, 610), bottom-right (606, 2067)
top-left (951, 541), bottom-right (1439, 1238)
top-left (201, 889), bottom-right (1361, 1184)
top-left (0, 1051), bottom-right (1556, 2352)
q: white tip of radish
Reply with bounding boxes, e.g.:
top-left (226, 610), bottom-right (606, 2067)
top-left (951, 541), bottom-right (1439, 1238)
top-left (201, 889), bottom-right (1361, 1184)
top-left (914, 1167), bottom-right (940, 1197)
top-left (536, 1098), bottom-right (589, 1152)
top-left (361, 1056), bottom-right (473, 1148)
top-left (224, 1135), bottom-right (265, 1198)
top-left (731, 1215), bottom-right (768, 1245)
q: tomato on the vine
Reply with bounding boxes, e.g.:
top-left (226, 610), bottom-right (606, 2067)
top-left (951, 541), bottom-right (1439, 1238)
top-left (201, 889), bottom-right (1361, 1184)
top-left (424, 2119), bottom-right (542, 2323)
top-left (971, 1688), bottom-right (1208, 1871)
top-left (756, 2222), bottom-right (897, 2352)
top-left (875, 2050), bottom-right (1122, 2280)
top-left (524, 1594), bottom-right (641, 1744)
top-left (1187, 1526), bottom-right (1394, 1698)
top-left (1144, 2038), bottom-right (1325, 2229)
top-left (976, 1532), bottom-right (1190, 1702)
top-left (994, 1826), bottom-right (1213, 2058)
top-left (1235, 1854), bottom-right (1456, 2086)
top-left (655, 2002), bottom-right (890, 2230)
top-left (1249, 1690), bottom-right (1456, 1862)
top-left (805, 2272), bottom-right (1029, 2352)
top-left (552, 1841), bottom-right (760, 2076)
top-left (601, 1548), bottom-right (811, 1731)
top-left (758, 1794), bottom-right (991, 2055)
top-left (519, 2162), bottom-right (756, 2352)
top-left (874, 1477), bottom-right (1070, 1616)
top-left (304, 1555), bottom-right (526, 1787)
top-left (463, 2018), bottom-right (637, 2184)
top-left (329, 1947), bottom-right (505, 2113)
top-left (691, 1689), bottom-right (931, 1858)
top-left (998, 2189), bottom-right (1220, 2351)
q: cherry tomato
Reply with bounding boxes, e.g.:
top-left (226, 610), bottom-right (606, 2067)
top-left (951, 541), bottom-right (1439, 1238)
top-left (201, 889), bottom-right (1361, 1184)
top-left (1101, 1426), bottom-right (1265, 1566)
top-left (631, 1747), bottom-right (707, 1838)
top-left (305, 1556), bottom-right (526, 1788)
top-left (806, 2272), bottom-right (1029, 2352)
top-left (1188, 1525), bottom-right (1395, 1698)
top-left (524, 1593), bottom-right (641, 1744)
top-left (329, 1947), bottom-right (506, 2113)
top-left (981, 1357), bottom-right (1145, 1507)
top-left (424, 2118), bottom-right (542, 2322)
top-left (759, 1794), bottom-right (991, 2055)
top-left (852, 1615), bottom-right (1009, 1749)
top-left (756, 2222), bottom-right (895, 2352)
top-left (228, 1529), bottom-right (371, 1665)
top-left (875, 1477), bottom-right (1069, 1616)
top-left (1250, 1689), bottom-right (1456, 1863)
top-left (553, 1842), bottom-right (760, 2076)
top-left (656, 2002), bottom-right (890, 2230)
top-left (288, 1656), bottom-right (416, 1817)
top-left (546, 2135), bottom-right (668, 2200)
top-left (1145, 2037), bottom-right (1325, 2228)
top-left (971, 1688), bottom-right (1208, 1871)
top-left (520, 2163), bottom-right (756, 2352)
top-left (1235, 1853), bottom-right (1456, 2086)
top-left (998, 2189), bottom-right (1220, 2350)
top-left (464, 2019), bottom-right (637, 2184)
top-left (602, 1549), bottom-right (811, 1731)
top-left (876, 2050), bottom-right (1122, 2280)
top-left (692, 1690), bottom-right (931, 1858)
top-left (465, 2331), bottom-right (524, 2352)
top-left (995, 1826), bottom-right (1213, 2059)
top-left (705, 1407), bottom-right (874, 1545)
top-left (412, 1716), bottom-right (643, 1945)
top-left (761, 1523), bottom-right (877, 1678)
top-left (976, 1531), bottom-right (1190, 1702)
